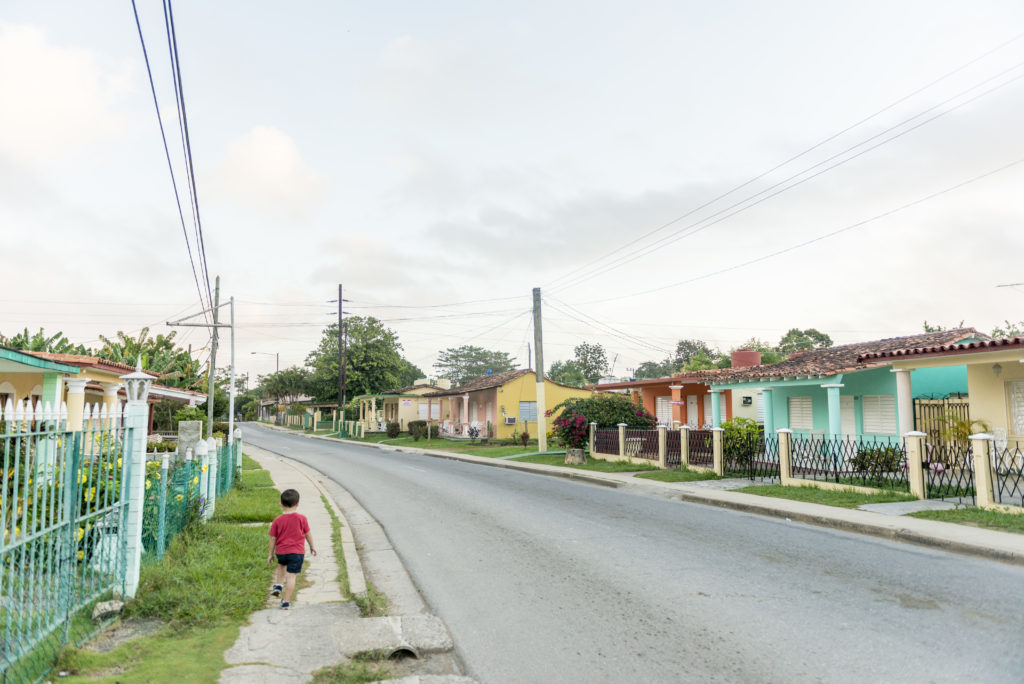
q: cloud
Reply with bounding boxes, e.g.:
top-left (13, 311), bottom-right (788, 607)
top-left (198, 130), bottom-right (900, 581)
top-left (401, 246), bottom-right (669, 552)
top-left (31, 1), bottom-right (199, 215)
top-left (207, 125), bottom-right (327, 220)
top-left (0, 23), bottom-right (128, 163)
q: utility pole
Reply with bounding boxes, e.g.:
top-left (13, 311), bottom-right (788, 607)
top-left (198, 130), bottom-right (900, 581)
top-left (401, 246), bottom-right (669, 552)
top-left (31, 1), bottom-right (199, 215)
top-left (532, 287), bottom-right (547, 451)
top-left (206, 276), bottom-right (220, 440)
top-left (337, 284), bottom-right (347, 434)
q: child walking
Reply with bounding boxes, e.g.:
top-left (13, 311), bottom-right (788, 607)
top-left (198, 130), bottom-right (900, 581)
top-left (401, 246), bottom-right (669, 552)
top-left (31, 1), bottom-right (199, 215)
top-left (268, 488), bottom-right (317, 609)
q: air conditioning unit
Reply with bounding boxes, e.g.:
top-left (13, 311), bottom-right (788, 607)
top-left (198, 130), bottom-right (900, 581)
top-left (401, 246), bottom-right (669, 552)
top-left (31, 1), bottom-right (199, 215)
top-left (504, 416), bottom-right (517, 425)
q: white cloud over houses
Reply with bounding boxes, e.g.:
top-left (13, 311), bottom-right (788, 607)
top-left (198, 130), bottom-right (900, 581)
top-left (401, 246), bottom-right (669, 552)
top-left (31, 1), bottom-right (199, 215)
top-left (0, 23), bottom-right (128, 163)
top-left (207, 125), bottom-right (327, 220)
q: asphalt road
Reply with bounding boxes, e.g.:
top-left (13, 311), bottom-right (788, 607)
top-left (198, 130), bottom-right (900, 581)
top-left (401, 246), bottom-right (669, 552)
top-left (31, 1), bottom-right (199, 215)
top-left (247, 425), bottom-right (1024, 683)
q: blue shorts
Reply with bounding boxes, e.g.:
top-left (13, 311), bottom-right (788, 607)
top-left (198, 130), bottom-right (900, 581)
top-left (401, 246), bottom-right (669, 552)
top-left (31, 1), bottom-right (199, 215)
top-left (276, 553), bottom-right (304, 574)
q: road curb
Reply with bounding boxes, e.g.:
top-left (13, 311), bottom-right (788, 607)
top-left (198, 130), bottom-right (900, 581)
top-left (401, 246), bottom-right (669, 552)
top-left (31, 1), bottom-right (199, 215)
top-left (249, 424), bottom-right (1024, 566)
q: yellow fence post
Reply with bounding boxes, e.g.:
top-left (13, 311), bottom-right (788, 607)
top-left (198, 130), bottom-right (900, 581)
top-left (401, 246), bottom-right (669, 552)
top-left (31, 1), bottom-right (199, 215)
top-left (971, 433), bottom-right (997, 509)
top-left (904, 431), bottom-right (928, 500)
top-left (711, 427), bottom-right (724, 477)
top-left (589, 422), bottom-right (596, 455)
top-left (680, 425), bottom-right (690, 468)
top-left (617, 423), bottom-right (626, 461)
top-left (777, 428), bottom-right (793, 485)
top-left (658, 425), bottom-right (668, 469)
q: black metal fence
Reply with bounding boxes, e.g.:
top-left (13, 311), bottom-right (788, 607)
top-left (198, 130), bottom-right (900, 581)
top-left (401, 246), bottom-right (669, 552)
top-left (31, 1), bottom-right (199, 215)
top-left (624, 428), bottom-right (659, 460)
top-left (790, 436), bottom-right (909, 491)
top-left (666, 430), bottom-right (682, 467)
top-left (925, 442), bottom-right (975, 503)
top-left (595, 429), bottom-right (618, 455)
top-left (723, 433), bottom-right (780, 480)
top-left (992, 442), bottom-right (1024, 507)
top-left (688, 429), bottom-right (713, 468)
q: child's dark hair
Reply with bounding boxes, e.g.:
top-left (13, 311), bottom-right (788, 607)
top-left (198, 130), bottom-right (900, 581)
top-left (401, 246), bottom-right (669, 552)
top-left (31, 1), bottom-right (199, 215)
top-left (280, 489), bottom-right (300, 507)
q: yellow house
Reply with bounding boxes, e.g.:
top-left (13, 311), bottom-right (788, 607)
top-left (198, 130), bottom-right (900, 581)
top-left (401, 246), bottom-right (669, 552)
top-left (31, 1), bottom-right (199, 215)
top-left (426, 369), bottom-right (593, 440)
top-left (860, 337), bottom-right (1024, 447)
top-left (355, 379), bottom-right (452, 432)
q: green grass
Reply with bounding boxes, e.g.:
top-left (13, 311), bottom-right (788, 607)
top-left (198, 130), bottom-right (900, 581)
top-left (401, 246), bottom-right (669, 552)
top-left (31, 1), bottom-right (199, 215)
top-left (212, 487), bottom-right (281, 523)
top-left (636, 467), bottom-right (721, 482)
top-left (241, 453), bottom-right (261, 470)
top-left (735, 483), bottom-right (917, 509)
top-left (910, 507), bottom-right (1024, 534)
top-left (311, 659), bottom-right (391, 684)
top-left (320, 494), bottom-right (350, 597)
top-left (354, 581), bottom-right (389, 617)
top-left (239, 468), bottom-right (274, 488)
top-left (510, 453), bottom-right (659, 472)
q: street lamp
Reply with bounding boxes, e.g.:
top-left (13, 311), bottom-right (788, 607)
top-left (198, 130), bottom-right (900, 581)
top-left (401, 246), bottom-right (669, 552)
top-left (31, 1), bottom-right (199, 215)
top-left (251, 351), bottom-right (279, 373)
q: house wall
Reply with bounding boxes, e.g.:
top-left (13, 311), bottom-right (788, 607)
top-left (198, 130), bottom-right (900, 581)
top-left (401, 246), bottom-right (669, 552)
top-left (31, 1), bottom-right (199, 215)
top-left (966, 362), bottom-right (1024, 440)
top-left (495, 375), bottom-right (592, 440)
top-left (910, 365), bottom-right (968, 398)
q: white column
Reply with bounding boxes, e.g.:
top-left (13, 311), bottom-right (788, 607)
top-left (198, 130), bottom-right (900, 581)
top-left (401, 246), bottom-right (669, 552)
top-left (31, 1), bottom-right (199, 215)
top-left (122, 398), bottom-right (149, 598)
top-left (197, 440), bottom-right (211, 521)
top-left (892, 368), bottom-right (914, 435)
top-left (65, 377), bottom-right (89, 431)
top-left (207, 437), bottom-right (219, 516)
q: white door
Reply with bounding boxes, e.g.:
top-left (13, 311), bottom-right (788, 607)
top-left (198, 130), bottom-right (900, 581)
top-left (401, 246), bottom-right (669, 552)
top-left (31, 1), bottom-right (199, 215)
top-left (840, 395), bottom-right (856, 438)
top-left (703, 394), bottom-right (712, 426)
top-left (655, 396), bottom-right (672, 426)
top-left (686, 395), bottom-right (699, 427)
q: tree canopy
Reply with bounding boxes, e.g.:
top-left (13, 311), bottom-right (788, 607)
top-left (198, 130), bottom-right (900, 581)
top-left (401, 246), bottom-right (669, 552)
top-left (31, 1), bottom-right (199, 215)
top-left (306, 317), bottom-right (408, 401)
top-left (549, 394), bottom-right (656, 429)
top-left (549, 359), bottom-right (588, 387)
top-left (573, 341), bottom-right (609, 384)
top-left (776, 328), bottom-right (833, 355)
top-left (0, 327), bottom-right (89, 354)
top-left (433, 345), bottom-right (516, 386)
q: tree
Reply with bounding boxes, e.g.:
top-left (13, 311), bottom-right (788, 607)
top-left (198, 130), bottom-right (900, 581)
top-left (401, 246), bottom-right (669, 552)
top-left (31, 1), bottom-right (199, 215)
top-left (0, 327), bottom-right (90, 354)
top-left (734, 338), bottom-right (784, 365)
top-left (306, 317), bottom-right (405, 401)
top-left (548, 394), bottom-right (656, 429)
top-left (549, 360), bottom-right (588, 387)
top-left (573, 342), bottom-right (608, 384)
top-left (634, 360), bottom-right (675, 379)
top-left (991, 320), bottom-right (1024, 338)
top-left (396, 359), bottom-right (425, 388)
top-left (682, 350), bottom-right (719, 371)
top-left (96, 327), bottom-right (203, 389)
top-left (672, 339), bottom-right (714, 367)
top-left (433, 345), bottom-right (516, 386)
top-left (922, 320), bottom-right (965, 333)
top-left (260, 366), bottom-right (311, 403)
top-left (776, 328), bottom-right (832, 355)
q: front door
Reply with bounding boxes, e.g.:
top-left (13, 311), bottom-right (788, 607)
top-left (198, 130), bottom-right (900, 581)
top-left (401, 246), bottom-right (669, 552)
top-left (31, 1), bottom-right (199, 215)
top-left (841, 395), bottom-right (855, 438)
top-left (686, 395), bottom-right (699, 427)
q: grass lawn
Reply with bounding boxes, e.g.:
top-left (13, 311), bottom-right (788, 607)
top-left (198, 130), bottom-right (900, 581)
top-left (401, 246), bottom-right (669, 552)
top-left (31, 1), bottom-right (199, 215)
top-left (212, 487), bottom-right (281, 523)
top-left (242, 453), bottom-right (262, 470)
top-left (239, 468), bottom-right (274, 488)
top-left (511, 453), bottom-right (659, 472)
top-left (343, 434), bottom-right (538, 458)
top-left (910, 508), bottom-right (1024, 535)
top-left (636, 467), bottom-right (721, 483)
top-left (58, 461), bottom-right (282, 683)
top-left (735, 484), bottom-right (917, 509)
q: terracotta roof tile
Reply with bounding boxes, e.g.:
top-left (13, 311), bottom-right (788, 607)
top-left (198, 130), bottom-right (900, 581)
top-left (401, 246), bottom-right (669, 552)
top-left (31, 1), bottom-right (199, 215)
top-left (426, 369), bottom-right (532, 397)
top-left (857, 335), bottom-right (1023, 361)
top-left (21, 351), bottom-right (145, 375)
top-left (713, 328), bottom-right (982, 383)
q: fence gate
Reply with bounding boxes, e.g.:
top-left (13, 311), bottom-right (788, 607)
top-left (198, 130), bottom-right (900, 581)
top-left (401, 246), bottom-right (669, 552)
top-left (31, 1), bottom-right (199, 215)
top-left (914, 396), bottom-right (970, 447)
top-left (1, 403), bottom-right (131, 683)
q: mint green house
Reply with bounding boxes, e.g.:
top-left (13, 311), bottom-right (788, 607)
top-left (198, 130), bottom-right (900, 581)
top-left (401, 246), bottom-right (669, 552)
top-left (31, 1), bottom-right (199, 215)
top-left (707, 329), bottom-right (983, 442)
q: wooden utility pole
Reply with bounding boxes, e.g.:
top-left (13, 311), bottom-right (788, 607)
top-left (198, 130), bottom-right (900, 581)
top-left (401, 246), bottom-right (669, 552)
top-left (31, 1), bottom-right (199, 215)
top-left (206, 276), bottom-right (220, 439)
top-left (337, 284), bottom-right (347, 430)
top-left (532, 287), bottom-right (547, 451)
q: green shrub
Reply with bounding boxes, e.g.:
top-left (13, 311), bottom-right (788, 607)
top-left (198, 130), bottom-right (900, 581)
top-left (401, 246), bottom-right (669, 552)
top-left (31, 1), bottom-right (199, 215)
top-left (519, 429), bottom-right (530, 447)
top-left (851, 444), bottom-right (904, 473)
top-left (408, 420), bottom-right (427, 440)
top-left (722, 417), bottom-right (761, 467)
top-left (548, 394), bottom-right (656, 429)
top-left (212, 421), bottom-right (230, 435)
top-left (385, 421), bottom-right (401, 438)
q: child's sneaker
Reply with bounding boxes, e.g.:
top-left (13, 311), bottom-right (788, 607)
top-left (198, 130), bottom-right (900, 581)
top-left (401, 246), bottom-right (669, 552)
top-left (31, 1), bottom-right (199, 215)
top-left (271, 584), bottom-right (283, 597)
top-left (280, 601), bottom-right (290, 610)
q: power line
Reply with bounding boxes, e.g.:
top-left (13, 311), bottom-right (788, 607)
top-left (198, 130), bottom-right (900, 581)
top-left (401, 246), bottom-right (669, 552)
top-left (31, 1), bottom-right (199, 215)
top-left (130, 0), bottom-right (209, 322)
top-left (545, 298), bottom-right (671, 355)
top-left (550, 60), bottom-right (1024, 294)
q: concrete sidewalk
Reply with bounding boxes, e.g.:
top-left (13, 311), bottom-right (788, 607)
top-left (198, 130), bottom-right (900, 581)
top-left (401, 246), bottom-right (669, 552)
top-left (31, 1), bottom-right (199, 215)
top-left (258, 423), bottom-right (1024, 567)
top-left (220, 445), bottom-right (470, 684)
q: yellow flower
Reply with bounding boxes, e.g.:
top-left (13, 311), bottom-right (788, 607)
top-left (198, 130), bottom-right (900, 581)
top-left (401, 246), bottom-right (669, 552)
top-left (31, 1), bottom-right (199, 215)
top-left (192, 476), bottom-right (199, 485)
top-left (78, 527), bottom-right (85, 542)
top-left (201, 465), bottom-right (209, 473)
top-left (145, 480), bottom-right (151, 490)
top-left (175, 494), bottom-right (184, 502)
top-left (79, 470), bottom-right (88, 484)
top-left (86, 487), bottom-right (96, 502)
top-left (77, 550), bottom-right (84, 560)
top-left (117, 458), bottom-right (122, 468)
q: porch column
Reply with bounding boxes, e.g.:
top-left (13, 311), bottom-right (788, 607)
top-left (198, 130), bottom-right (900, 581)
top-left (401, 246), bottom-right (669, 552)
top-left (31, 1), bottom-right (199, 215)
top-left (710, 389), bottom-right (723, 428)
top-left (449, 397), bottom-right (455, 424)
top-left (892, 368), bottom-right (914, 435)
top-left (65, 377), bottom-right (88, 431)
top-left (462, 394), bottom-right (470, 427)
top-left (669, 385), bottom-right (683, 427)
top-left (761, 388), bottom-right (775, 435)
top-left (370, 397), bottom-right (377, 421)
top-left (101, 382), bottom-right (120, 428)
top-left (822, 383), bottom-right (844, 439)
top-left (41, 373), bottom-right (63, 419)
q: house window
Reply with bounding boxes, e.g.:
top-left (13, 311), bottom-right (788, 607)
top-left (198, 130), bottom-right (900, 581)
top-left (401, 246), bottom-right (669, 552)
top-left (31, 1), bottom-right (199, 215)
top-left (1008, 381), bottom-right (1024, 435)
top-left (519, 401), bottom-right (537, 422)
top-left (431, 403), bottom-right (440, 419)
top-left (862, 394), bottom-right (896, 434)
top-left (788, 396), bottom-right (813, 430)
top-left (418, 404), bottom-right (429, 419)
top-left (756, 394), bottom-right (765, 422)
top-left (655, 396), bottom-right (672, 426)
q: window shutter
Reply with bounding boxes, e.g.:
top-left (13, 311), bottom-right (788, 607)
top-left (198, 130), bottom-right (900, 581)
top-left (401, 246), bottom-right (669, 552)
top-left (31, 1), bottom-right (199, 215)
top-left (862, 395), bottom-right (896, 434)
top-left (655, 396), bottom-right (672, 426)
top-left (519, 401), bottom-right (537, 422)
top-left (756, 394), bottom-right (765, 422)
top-left (788, 396), bottom-right (813, 430)
top-left (417, 403), bottom-right (428, 419)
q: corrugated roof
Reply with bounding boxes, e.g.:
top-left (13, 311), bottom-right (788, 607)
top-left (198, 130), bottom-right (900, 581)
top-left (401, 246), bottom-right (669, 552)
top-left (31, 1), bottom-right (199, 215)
top-left (857, 335), bottom-right (1024, 361)
top-left (712, 329), bottom-right (982, 383)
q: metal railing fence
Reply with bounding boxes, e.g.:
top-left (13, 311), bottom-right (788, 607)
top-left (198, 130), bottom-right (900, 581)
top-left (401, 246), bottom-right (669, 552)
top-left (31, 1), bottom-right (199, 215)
top-left (666, 430), bottom-right (681, 468)
top-left (688, 430), bottom-right (713, 468)
top-left (141, 456), bottom-right (200, 560)
top-left (1, 402), bottom-right (131, 683)
top-left (594, 429), bottom-right (618, 455)
top-left (790, 436), bottom-right (909, 491)
top-left (623, 429), bottom-right (658, 460)
top-left (925, 442), bottom-right (975, 504)
top-left (991, 442), bottom-right (1024, 507)
top-left (723, 432), bottom-right (780, 480)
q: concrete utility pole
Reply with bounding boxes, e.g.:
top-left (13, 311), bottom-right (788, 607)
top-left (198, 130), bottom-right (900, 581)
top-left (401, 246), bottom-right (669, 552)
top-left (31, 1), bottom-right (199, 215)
top-left (533, 287), bottom-right (547, 451)
top-left (207, 276), bottom-right (220, 439)
top-left (337, 284), bottom-right (347, 424)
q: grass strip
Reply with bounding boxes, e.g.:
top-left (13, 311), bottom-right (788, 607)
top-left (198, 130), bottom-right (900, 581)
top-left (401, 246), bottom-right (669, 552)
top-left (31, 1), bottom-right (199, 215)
top-left (636, 467), bottom-right (721, 482)
top-left (242, 453), bottom-right (262, 470)
top-left (213, 487), bottom-right (280, 523)
top-left (735, 483), bottom-right (917, 509)
top-left (354, 581), bottom-right (389, 617)
top-left (320, 494), bottom-right (350, 597)
top-left (239, 468), bottom-right (275, 488)
top-left (311, 659), bottom-right (391, 684)
top-left (910, 507), bottom-right (1024, 534)
top-left (511, 453), bottom-right (659, 472)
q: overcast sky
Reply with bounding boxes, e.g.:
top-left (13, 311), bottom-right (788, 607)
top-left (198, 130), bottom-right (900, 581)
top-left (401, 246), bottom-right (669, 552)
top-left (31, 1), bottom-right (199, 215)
top-left (3, 1), bottom-right (1024, 382)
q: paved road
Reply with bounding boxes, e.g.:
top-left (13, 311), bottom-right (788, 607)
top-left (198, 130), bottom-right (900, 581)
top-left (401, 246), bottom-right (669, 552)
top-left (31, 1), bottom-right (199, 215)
top-left (247, 425), bottom-right (1024, 683)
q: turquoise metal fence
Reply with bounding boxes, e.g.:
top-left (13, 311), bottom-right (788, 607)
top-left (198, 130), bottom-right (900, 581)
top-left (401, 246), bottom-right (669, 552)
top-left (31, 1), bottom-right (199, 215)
top-left (1, 401), bottom-right (132, 683)
top-left (141, 454), bottom-right (200, 560)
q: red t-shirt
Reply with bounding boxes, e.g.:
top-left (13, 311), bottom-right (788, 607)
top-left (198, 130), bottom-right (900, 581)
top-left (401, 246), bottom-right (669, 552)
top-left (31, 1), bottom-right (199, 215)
top-left (269, 512), bottom-right (310, 554)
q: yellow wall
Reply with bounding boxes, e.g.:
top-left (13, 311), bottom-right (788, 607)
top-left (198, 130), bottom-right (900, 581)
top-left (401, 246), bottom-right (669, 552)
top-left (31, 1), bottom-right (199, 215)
top-left (494, 373), bottom-right (593, 440)
top-left (966, 362), bottom-right (1024, 440)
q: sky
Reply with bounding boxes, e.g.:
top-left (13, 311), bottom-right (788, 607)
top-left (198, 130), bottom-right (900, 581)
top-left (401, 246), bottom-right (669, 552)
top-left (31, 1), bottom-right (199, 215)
top-left (3, 1), bottom-right (1024, 383)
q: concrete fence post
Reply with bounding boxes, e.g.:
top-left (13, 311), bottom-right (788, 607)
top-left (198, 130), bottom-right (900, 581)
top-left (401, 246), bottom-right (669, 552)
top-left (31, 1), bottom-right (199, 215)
top-left (777, 428), bottom-right (793, 485)
top-left (711, 427), bottom-right (724, 477)
top-left (658, 424), bottom-right (668, 469)
top-left (970, 433), bottom-right (997, 508)
top-left (589, 422), bottom-right (597, 455)
top-left (903, 431), bottom-right (928, 500)
top-left (196, 440), bottom-right (210, 521)
top-left (680, 425), bottom-right (690, 468)
top-left (208, 438), bottom-right (220, 516)
top-left (617, 423), bottom-right (627, 461)
top-left (235, 428), bottom-right (243, 471)
top-left (122, 400), bottom-right (149, 598)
